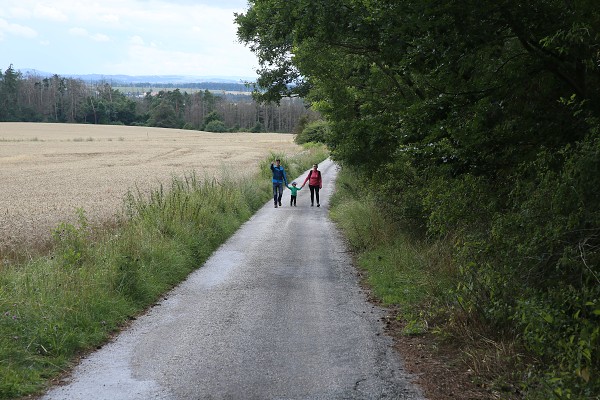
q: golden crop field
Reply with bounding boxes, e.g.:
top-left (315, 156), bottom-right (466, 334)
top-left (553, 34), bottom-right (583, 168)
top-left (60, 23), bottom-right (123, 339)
top-left (0, 123), bottom-right (300, 254)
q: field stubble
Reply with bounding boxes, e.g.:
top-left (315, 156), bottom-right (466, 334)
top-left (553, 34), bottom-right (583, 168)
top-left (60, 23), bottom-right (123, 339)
top-left (0, 123), bottom-right (300, 258)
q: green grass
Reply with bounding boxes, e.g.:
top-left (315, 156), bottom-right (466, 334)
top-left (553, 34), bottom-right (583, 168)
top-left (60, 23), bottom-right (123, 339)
top-left (329, 166), bottom-right (453, 336)
top-left (0, 144), bottom-right (328, 399)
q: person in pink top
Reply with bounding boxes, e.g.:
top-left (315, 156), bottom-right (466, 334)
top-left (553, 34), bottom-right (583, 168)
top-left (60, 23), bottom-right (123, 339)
top-left (301, 164), bottom-right (323, 207)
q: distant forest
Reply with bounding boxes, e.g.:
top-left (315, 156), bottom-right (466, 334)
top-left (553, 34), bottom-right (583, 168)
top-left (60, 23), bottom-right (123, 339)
top-left (0, 65), bottom-right (317, 133)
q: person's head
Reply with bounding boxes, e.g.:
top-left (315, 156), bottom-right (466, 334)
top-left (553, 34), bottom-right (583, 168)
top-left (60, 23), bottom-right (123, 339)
top-left (292, 182), bottom-right (297, 186)
top-left (275, 158), bottom-right (281, 165)
top-left (312, 164), bottom-right (318, 170)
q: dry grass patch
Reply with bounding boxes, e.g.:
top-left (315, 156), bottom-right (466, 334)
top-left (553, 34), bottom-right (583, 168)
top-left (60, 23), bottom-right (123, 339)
top-left (0, 122), bottom-right (300, 258)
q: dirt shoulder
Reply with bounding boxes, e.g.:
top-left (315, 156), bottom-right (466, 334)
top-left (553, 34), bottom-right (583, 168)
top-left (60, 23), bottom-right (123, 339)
top-left (383, 309), bottom-right (493, 400)
top-left (359, 279), bottom-right (508, 400)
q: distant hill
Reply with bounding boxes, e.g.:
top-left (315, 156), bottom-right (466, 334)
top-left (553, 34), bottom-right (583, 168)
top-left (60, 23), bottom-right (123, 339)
top-left (19, 69), bottom-right (256, 85)
top-left (72, 74), bottom-right (257, 85)
top-left (18, 69), bottom-right (258, 93)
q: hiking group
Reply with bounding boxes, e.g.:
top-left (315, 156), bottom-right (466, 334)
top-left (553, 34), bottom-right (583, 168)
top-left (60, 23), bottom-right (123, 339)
top-left (270, 159), bottom-right (323, 208)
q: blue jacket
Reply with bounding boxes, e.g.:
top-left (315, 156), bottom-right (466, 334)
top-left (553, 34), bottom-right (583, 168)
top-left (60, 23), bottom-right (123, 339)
top-left (271, 163), bottom-right (287, 184)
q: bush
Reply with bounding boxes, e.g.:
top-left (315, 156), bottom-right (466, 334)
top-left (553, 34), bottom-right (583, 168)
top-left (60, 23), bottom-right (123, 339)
top-left (203, 111), bottom-right (222, 126)
top-left (292, 114), bottom-right (309, 136)
top-left (250, 122), bottom-right (263, 133)
top-left (204, 120), bottom-right (227, 132)
top-left (294, 120), bottom-right (330, 144)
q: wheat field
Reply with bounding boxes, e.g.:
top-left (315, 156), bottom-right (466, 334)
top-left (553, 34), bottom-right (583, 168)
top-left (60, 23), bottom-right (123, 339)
top-left (0, 123), bottom-right (300, 254)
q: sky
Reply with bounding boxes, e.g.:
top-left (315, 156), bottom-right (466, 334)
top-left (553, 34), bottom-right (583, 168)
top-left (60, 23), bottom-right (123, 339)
top-left (0, 0), bottom-right (259, 79)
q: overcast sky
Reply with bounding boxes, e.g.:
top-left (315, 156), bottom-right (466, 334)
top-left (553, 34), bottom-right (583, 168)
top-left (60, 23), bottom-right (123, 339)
top-left (0, 0), bottom-right (259, 78)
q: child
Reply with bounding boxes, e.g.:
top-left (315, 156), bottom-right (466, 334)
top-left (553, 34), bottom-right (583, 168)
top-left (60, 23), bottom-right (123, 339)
top-left (286, 182), bottom-right (302, 206)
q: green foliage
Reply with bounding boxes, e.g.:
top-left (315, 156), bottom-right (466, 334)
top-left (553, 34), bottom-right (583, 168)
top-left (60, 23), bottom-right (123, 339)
top-left (475, 134), bottom-right (600, 397)
top-left (292, 114), bottom-right (309, 136)
top-left (0, 64), bottom-right (316, 131)
top-left (83, 84), bottom-right (138, 125)
top-left (421, 174), bottom-right (496, 237)
top-left (250, 121), bottom-right (263, 133)
top-left (146, 99), bottom-right (180, 128)
top-left (330, 165), bottom-right (453, 334)
top-left (204, 120), bottom-right (227, 132)
top-left (294, 119), bottom-right (330, 145)
top-left (515, 286), bottom-right (600, 398)
top-left (329, 194), bottom-right (390, 251)
top-left (202, 111), bottom-right (227, 132)
top-left (203, 111), bottom-right (222, 126)
top-left (51, 208), bottom-right (89, 267)
top-left (0, 65), bottom-right (22, 121)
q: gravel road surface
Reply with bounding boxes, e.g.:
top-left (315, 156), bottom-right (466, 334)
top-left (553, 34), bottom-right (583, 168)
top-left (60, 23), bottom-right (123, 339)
top-left (42, 159), bottom-right (424, 400)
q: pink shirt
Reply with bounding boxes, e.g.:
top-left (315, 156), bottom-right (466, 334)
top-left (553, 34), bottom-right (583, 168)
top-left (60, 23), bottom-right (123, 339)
top-left (303, 169), bottom-right (322, 188)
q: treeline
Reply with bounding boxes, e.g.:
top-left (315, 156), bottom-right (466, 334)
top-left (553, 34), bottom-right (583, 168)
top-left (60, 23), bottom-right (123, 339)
top-left (237, 1), bottom-right (599, 398)
top-left (0, 65), bottom-right (316, 132)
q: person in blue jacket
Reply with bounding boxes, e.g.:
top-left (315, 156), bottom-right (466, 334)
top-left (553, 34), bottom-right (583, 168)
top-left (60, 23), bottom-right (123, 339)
top-left (270, 158), bottom-right (288, 208)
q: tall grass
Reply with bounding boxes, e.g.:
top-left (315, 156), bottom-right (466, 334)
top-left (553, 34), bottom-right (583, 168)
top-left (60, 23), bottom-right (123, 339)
top-left (0, 144), bottom-right (328, 399)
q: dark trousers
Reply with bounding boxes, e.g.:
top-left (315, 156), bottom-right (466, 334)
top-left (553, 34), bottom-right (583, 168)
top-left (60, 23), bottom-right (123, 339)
top-left (290, 195), bottom-right (297, 206)
top-left (309, 185), bottom-right (320, 205)
top-left (273, 182), bottom-right (283, 204)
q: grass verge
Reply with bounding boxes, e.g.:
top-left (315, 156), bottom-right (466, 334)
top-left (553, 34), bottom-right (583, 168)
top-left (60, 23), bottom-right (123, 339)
top-left (329, 165), bottom-right (451, 333)
top-left (329, 165), bottom-right (524, 399)
top-left (0, 144), bottom-right (328, 399)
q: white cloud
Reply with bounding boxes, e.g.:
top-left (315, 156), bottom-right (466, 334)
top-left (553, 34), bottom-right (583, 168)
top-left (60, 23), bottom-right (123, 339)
top-left (109, 44), bottom-right (212, 75)
top-left (107, 40), bottom-right (254, 77)
top-left (0, 18), bottom-right (37, 39)
top-left (91, 33), bottom-right (110, 42)
top-left (6, 7), bottom-right (32, 19)
top-left (68, 27), bottom-right (88, 37)
top-left (33, 4), bottom-right (68, 22)
top-left (129, 35), bottom-right (145, 45)
top-left (98, 14), bottom-right (120, 23)
top-left (1, 0), bottom-right (257, 77)
top-left (68, 27), bottom-right (110, 42)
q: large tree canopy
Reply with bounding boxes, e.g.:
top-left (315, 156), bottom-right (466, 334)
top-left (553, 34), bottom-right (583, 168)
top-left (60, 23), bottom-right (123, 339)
top-left (237, 1), bottom-right (600, 396)
top-left (237, 0), bottom-right (600, 173)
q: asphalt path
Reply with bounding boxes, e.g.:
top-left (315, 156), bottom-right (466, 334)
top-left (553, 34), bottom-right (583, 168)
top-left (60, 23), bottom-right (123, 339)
top-left (42, 159), bottom-right (424, 400)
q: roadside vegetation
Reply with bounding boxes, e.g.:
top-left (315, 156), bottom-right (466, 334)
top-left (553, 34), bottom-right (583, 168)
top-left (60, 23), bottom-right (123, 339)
top-left (0, 144), bottom-right (328, 399)
top-left (330, 166), bottom-right (525, 398)
top-left (237, 1), bottom-right (599, 398)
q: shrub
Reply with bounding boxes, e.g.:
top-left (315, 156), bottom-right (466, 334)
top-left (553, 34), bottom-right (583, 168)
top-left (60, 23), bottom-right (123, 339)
top-left (204, 120), bottom-right (227, 132)
top-left (203, 111), bottom-right (222, 126)
top-left (294, 120), bottom-right (330, 144)
top-left (250, 122), bottom-right (263, 133)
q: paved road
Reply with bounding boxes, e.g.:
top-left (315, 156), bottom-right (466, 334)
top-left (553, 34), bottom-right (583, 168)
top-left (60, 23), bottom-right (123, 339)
top-left (42, 159), bottom-right (424, 400)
